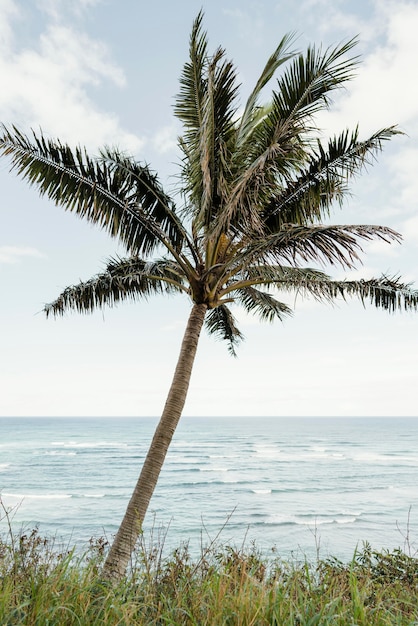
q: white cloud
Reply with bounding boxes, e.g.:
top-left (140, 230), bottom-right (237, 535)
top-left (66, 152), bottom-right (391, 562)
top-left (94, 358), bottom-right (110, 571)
top-left (222, 8), bottom-right (265, 46)
top-left (311, 1), bottom-right (418, 239)
top-left (0, 1), bottom-right (144, 152)
top-left (362, 236), bottom-right (401, 258)
top-left (0, 0), bottom-right (20, 49)
top-left (320, 2), bottom-right (418, 135)
top-left (301, 0), bottom-right (369, 38)
top-left (299, 0), bottom-right (403, 45)
top-left (153, 124), bottom-right (179, 155)
top-left (389, 145), bottom-right (418, 210)
top-left (36, 0), bottom-right (102, 23)
top-left (0, 245), bottom-right (46, 264)
top-left (401, 215), bottom-right (418, 244)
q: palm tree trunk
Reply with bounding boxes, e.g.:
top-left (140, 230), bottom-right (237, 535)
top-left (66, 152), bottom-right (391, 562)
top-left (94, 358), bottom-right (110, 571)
top-left (102, 302), bottom-right (208, 581)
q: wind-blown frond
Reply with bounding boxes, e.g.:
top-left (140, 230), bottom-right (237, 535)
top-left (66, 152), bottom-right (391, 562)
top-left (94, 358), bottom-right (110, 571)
top-left (243, 264), bottom-right (329, 283)
top-left (218, 39), bottom-right (360, 235)
top-left (236, 33), bottom-right (297, 147)
top-left (175, 12), bottom-right (242, 233)
top-left (273, 38), bottom-right (359, 125)
top-left (237, 224), bottom-right (401, 270)
top-left (205, 304), bottom-right (243, 356)
top-left (224, 271), bottom-right (418, 313)
top-left (175, 11), bottom-right (210, 214)
top-left (105, 255), bottom-right (187, 286)
top-left (263, 127), bottom-right (401, 229)
top-left (44, 257), bottom-right (187, 317)
top-left (174, 10), bottom-right (208, 134)
top-left (0, 126), bottom-right (180, 257)
top-left (99, 147), bottom-right (194, 257)
top-left (222, 265), bottom-right (330, 296)
top-left (235, 287), bottom-right (293, 322)
top-left (197, 48), bottom-right (238, 227)
top-left (313, 275), bottom-right (418, 311)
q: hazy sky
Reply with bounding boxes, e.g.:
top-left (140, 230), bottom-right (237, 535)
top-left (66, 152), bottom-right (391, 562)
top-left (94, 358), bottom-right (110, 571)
top-left (1, 0), bottom-right (418, 417)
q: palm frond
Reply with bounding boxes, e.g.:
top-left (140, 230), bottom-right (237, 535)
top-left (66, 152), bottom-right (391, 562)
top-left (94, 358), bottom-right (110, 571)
top-left (174, 11), bottom-right (208, 134)
top-left (221, 110), bottom-right (305, 236)
top-left (222, 265), bottom-right (330, 292)
top-left (174, 12), bottom-right (208, 213)
top-left (315, 275), bottom-right (418, 311)
top-left (99, 147), bottom-right (199, 263)
top-left (197, 48), bottom-right (238, 228)
top-left (236, 33), bottom-right (297, 147)
top-left (0, 126), bottom-right (179, 257)
top-left (273, 37), bottom-right (359, 124)
top-left (205, 304), bottom-right (243, 356)
top-left (224, 126), bottom-right (305, 235)
top-left (236, 224), bottom-right (401, 270)
top-left (235, 287), bottom-right (293, 322)
top-left (175, 11), bottom-right (208, 211)
top-left (219, 38), bottom-right (360, 235)
top-left (44, 257), bottom-right (187, 317)
top-left (263, 126), bottom-right (401, 229)
top-left (221, 268), bottom-right (418, 314)
top-left (244, 264), bottom-right (329, 282)
top-left (175, 13), bottom-right (240, 233)
top-left (106, 255), bottom-right (187, 285)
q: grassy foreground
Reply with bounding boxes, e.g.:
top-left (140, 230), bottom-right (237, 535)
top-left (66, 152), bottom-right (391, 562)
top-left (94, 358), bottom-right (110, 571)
top-left (1, 526), bottom-right (418, 625)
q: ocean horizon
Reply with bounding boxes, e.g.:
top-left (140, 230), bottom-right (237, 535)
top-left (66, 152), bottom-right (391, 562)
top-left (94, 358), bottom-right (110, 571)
top-left (1, 416), bottom-right (418, 562)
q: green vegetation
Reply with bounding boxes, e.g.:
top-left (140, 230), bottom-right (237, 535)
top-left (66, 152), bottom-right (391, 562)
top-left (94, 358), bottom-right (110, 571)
top-left (1, 523), bottom-right (417, 625)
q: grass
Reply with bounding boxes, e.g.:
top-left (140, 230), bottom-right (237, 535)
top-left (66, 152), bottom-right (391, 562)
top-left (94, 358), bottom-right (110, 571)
top-left (1, 519), bottom-right (418, 626)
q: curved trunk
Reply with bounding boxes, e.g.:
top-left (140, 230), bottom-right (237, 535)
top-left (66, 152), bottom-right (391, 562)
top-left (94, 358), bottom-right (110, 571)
top-left (102, 302), bottom-right (207, 581)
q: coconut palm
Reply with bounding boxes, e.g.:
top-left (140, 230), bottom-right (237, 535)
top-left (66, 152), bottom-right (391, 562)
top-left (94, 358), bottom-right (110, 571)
top-left (1, 13), bottom-right (417, 581)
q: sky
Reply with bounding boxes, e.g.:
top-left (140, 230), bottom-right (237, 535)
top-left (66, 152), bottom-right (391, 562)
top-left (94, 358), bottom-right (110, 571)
top-left (1, 0), bottom-right (418, 418)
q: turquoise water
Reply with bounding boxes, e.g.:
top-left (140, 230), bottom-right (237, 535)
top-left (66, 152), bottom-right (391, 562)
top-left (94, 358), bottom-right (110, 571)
top-left (1, 416), bottom-right (418, 561)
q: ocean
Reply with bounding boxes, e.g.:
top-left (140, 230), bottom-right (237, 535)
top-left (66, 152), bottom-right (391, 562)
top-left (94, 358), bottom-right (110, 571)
top-left (1, 416), bottom-right (417, 563)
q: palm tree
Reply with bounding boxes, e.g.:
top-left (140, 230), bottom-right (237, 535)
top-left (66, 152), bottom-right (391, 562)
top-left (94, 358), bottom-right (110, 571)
top-left (1, 13), bottom-right (417, 581)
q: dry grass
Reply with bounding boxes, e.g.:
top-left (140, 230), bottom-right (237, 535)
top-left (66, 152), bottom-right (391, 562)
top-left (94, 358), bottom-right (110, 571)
top-left (1, 516), bottom-right (418, 626)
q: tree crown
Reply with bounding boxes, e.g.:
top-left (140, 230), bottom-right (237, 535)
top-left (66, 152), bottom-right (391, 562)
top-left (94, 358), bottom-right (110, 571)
top-left (0, 12), bottom-right (416, 355)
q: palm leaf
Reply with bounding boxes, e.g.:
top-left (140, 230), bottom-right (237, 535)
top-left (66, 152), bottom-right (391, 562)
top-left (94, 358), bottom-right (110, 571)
top-left (105, 255), bottom-right (187, 285)
top-left (44, 257), bottom-right (187, 317)
top-left (197, 48), bottom-right (239, 228)
top-left (220, 38), bottom-right (360, 235)
top-left (174, 10), bottom-right (208, 134)
top-left (99, 147), bottom-right (201, 265)
top-left (0, 126), bottom-right (180, 258)
top-left (273, 37), bottom-right (359, 125)
top-left (222, 265), bottom-right (330, 295)
top-left (315, 275), bottom-right (418, 311)
top-left (235, 286), bottom-right (293, 322)
top-left (205, 304), bottom-right (243, 356)
top-left (225, 270), bottom-right (418, 313)
top-left (236, 33), bottom-right (297, 147)
top-left (263, 127), bottom-right (401, 229)
top-left (236, 224), bottom-right (401, 270)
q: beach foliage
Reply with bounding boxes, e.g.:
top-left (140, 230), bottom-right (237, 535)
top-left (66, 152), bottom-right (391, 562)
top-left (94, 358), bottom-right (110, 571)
top-left (1, 521), bottom-right (418, 625)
